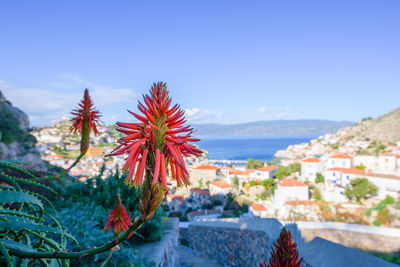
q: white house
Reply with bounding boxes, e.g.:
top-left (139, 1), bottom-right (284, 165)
top-left (209, 181), bottom-right (235, 196)
top-left (324, 167), bottom-right (365, 189)
top-left (301, 157), bottom-right (321, 182)
top-left (353, 155), bottom-right (377, 171)
top-left (227, 169), bottom-right (254, 184)
top-left (189, 188), bottom-right (210, 207)
top-left (249, 203), bottom-right (267, 218)
top-left (360, 173), bottom-right (400, 199)
top-left (273, 178), bottom-right (309, 206)
top-left (166, 194), bottom-right (186, 213)
top-left (250, 166), bottom-right (277, 180)
top-left (378, 153), bottom-right (397, 173)
top-left (327, 153), bottom-right (353, 169)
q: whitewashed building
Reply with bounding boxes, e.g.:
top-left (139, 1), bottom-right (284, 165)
top-left (249, 203), bottom-right (267, 218)
top-left (250, 166), bottom-right (277, 180)
top-left (327, 153), bottom-right (353, 169)
top-left (273, 178), bottom-right (309, 206)
top-left (209, 181), bottom-right (235, 196)
top-left (301, 157), bottom-right (321, 182)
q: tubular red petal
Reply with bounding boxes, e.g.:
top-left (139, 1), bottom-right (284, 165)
top-left (128, 110), bottom-right (148, 123)
top-left (152, 149), bottom-right (161, 184)
top-left (160, 153), bottom-right (167, 188)
top-left (138, 149), bottom-right (148, 185)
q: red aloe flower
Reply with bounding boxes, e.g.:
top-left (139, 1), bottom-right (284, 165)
top-left (70, 88), bottom-right (101, 135)
top-left (70, 89), bottom-right (101, 155)
top-left (108, 82), bottom-right (202, 189)
top-left (260, 227), bottom-right (304, 267)
top-left (104, 194), bottom-right (132, 238)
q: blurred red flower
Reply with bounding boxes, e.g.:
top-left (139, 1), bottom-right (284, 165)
top-left (104, 194), bottom-right (132, 237)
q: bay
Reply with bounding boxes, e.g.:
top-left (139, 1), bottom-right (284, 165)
top-left (197, 135), bottom-right (317, 162)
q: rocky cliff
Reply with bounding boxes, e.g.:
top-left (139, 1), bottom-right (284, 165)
top-left (0, 90), bottom-right (46, 171)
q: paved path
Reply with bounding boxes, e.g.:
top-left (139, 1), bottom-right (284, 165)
top-left (179, 245), bottom-right (224, 267)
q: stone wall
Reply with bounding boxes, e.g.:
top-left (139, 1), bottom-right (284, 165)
top-left (134, 217), bottom-right (180, 267)
top-left (186, 218), bottom-right (282, 267)
top-left (301, 228), bottom-right (400, 253)
top-left (288, 221), bottom-right (400, 253)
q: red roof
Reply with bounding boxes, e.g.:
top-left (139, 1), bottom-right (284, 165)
top-left (194, 164), bottom-right (220, 170)
top-left (167, 194), bottom-right (185, 202)
top-left (381, 152), bottom-right (396, 157)
top-left (257, 166), bottom-right (277, 172)
top-left (327, 167), bottom-right (364, 175)
top-left (230, 169), bottom-right (254, 175)
top-left (278, 178), bottom-right (307, 187)
top-left (285, 200), bottom-right (317, 206)
top-left (302, 157), bottom-right (319, 163)
top-left (250, 203), bottom-right (267, 211)
top-left (210, 180), bottom-right (234, 189)
top-left (330, 153), bottom-right (353, 159)
top-left (190, 188), bottom-right (210, 195)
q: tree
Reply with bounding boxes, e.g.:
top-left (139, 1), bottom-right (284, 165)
top-left (246, 158), bottom-right (264, 169)
top-left (345, 178), bottom-right (378, 201)
top-left (315, 173), bottom-right (325, 183)
top-left (274, 163), bottom-right (301, 180)
top-left (375, 208), bottom-right (392, 226)
top-left (354, 164), bottom-right (366, 171)
top-left (312, 187), bottom-right (322, 201)
top-left (198, 178), bottom-right (204, 188)
top-left (232, 175), bottom-right (239, 187)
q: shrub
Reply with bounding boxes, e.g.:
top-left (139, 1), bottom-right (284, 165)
top-left (315, 173), bottom-right (325, 183)
top-left (54, 171), bottom-right (165, 242)
top-left (312, 187), bottom-right (322, 201)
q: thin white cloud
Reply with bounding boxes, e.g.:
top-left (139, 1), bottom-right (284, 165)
top-left (0, 75), bottom-right (137, 127)
top-left (257, 106), bottom-right (267, 112)
top-left (185, 107), bottom-right (223, 123)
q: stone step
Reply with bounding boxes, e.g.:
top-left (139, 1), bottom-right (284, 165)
top-left (179, 245), bottom-right (224, 267)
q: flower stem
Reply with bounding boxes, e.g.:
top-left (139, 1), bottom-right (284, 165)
top-left (5, 217), bottom-right (144, 259)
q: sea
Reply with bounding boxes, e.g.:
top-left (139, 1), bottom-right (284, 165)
top-left (197, 135), bottom-right (317, 163)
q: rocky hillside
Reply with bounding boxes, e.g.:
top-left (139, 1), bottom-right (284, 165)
top-left (0, 90), bottom-right (46, 171)
top-left (339, 108), bottom-right (400, 143)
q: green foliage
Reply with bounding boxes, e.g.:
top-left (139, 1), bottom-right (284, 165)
top-left (274, 163), bottom-right (300, 179)
top-left (54, 171), bottom-right (165, 243)
top-left (383, 195), bottom-right (395, 205)
top-left (372, 220), bottom-right (381, 226)
top-left (375, 208), bottom-right (391, 226)
top-left (372, 253), bottom-right (400, 265)
top-left (246, 158), bottom-right (263, 169)
top-left (242, 181), bottom-right (246, 187)
top-left (354, 164), bottom-right (366, 171)
top-left (361, 117), bottom-right (373, 123)
top-left (0, 161), bottom-right (73, 266)
top-left (249, 180), bottom-right (260, 187)
top-left (0, 106), bottom-right (25, 145)
top-left (344, 177), bottom-right (378, 201)
top-left (312, 187), bottom-right (322, 201)
top-left (232, 176), bottom-right (239, 187)
top-left (315, 173), bottom-right (325, 183)
top-left (198, 178), bottom-right (204, 188)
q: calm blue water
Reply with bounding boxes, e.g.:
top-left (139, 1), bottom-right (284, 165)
top-left (197, 136), bottom-right (316, 162)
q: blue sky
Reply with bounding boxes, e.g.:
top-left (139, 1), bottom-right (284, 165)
top-left (0, 1), bottom-right (399, 127)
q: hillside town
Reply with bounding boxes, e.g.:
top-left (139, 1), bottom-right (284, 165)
top-left (32, 118), bottom-right (400, 229)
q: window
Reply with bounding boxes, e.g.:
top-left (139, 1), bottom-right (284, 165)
top-left (347, 176), bottom-right (349, 180)
top-left (333, 172), bottom-right (335, 176)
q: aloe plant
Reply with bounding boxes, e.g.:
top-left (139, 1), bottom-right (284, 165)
top-left (0, 160), bottom-right (77, 266)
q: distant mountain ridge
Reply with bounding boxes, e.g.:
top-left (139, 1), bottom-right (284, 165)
top-left (191, 120), bottom-right (354, 137)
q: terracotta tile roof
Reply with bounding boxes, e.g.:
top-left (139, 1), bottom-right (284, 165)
top-left (229, 169), bottom-right (254, 175)
top-left (381, 152), bottom-right (397, 157)
top-left (190, 188), bottom-right (210, 195)
top-left (302, 157), bottom-right (320, 163)
top-left (210, 180), bottom-right (234, 189)
top-left (327, 167), bottom-right (364, 175)
top-left (250, 203), bottom-right (267, 211)
top-left (167, 194), bottom-right (185, 202)
top-left (330, 153), bottom-right (353, 159)
top-left (194, 164), bottom-right (220, 170)
top-left (285, 200), bottom-right (317, 206)
top-left (364, 172), bottom-right (400, 180)
top-left (278, 178), bottom-right (307, 187)
top-left (257, 166), bottom-right (277, 172)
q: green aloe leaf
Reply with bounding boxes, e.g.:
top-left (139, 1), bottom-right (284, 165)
top-left (0, 162), bottom-right (39, 181)
top-left (0, 215), bottom-right (76, 243)
top-left (0, 190), bottom-right (43, 208)
top-left (0, 238), bottom-right (37, 252)
top-left (0, 209), bottom-right (44, 222)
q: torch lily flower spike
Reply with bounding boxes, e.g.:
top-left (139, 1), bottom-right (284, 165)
top-left (104, 194), bottom-right (132, 238)
top-left (70, 88), bottom-right (101, 155)
top-left (108, 82), bottom-right (202, 190)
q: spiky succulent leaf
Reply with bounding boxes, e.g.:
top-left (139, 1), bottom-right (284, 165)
top-left (0, 190), bottom-right (43, 208)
